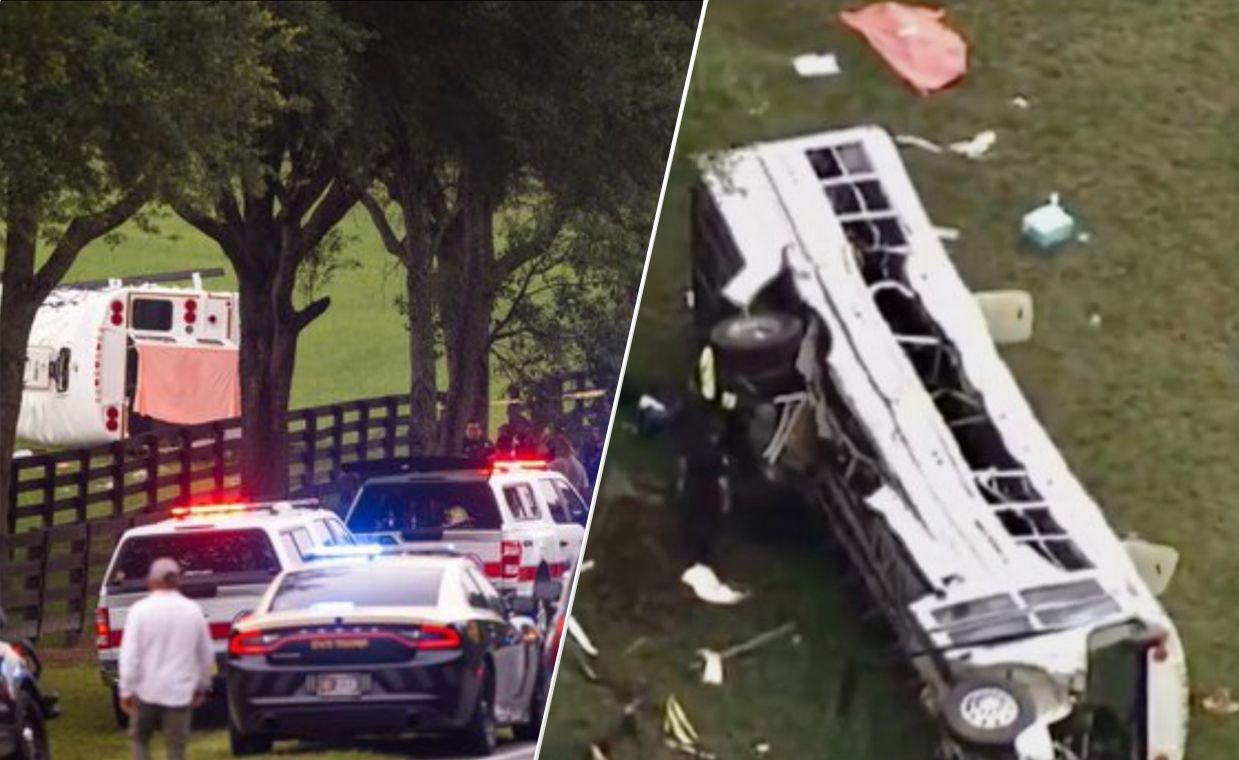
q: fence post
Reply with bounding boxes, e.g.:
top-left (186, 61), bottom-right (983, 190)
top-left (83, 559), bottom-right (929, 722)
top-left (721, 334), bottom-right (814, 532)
top-left (144, 434), bottom-right (159, 511)
top-left (75, 449), bottom-right (91, 523)
top-left (384, 396), bottom-right (398, 459)
top-left (178, 429), bottom-right (193, 503)
top-left (41, 458), bottom-right (55, 529)
top-left (330, 405), bottom-right (344, 480)
top-left (303, 411), bottom-right (318, 494)
top-left (110, 441), bottom-right (125, 517)
top-left (211, 422), bottom-right (226, 500)
top-left (6, 459), bottom-right (18, 534)
top-left (357, 402), bottom-right (371, 461)
top-left (33, 529), bottom-right (50, 640)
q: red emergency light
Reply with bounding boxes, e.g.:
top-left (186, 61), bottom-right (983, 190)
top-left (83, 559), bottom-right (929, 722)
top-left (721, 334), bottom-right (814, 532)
top-left (490, 458), bottom-right (549, 473)
top-left (170, 503), bottom-right (252, 519)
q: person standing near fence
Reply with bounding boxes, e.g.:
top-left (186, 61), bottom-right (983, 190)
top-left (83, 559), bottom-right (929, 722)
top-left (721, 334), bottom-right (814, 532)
top-left (119, 557), bottom-right (213, 760)
top-left (549, 434), bottom-right (591, 500)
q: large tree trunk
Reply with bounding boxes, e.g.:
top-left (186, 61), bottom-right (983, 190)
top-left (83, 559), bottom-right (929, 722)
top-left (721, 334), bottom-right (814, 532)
top-left (404, 250), bottom-right (438, 455)
top-left (235, 271), bottom-right (300, 499)
top-left (438, 174), bottom-right (495, 453)
top-left (0, 285), bottom-right (38, 536)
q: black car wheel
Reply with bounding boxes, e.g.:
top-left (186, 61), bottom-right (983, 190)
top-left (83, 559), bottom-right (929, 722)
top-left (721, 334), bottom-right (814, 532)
top-left (228, 721), bottom-right (273, 757)
top-left (458, 666), bottom-right (498, 756)
top-left (708, 312), bottom-right (805, 397)
top-left (9, 691), bottom-right (50, 760)
top-left (939, 678), bottom-right (1035, 751)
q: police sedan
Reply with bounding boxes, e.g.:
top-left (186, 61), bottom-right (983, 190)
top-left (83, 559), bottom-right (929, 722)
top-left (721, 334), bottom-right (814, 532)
top-left (225, 552), bottom-right (550, 757)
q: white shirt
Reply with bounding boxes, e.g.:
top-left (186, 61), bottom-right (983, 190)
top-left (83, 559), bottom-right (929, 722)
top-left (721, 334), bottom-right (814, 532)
top-left (118, 589), bottom-right (214, 708)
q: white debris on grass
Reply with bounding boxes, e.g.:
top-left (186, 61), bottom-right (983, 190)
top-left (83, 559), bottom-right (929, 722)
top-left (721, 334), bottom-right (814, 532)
top-left (1202, 688), bottom-right (1239, 716)
top-left (696, 649), bottom-right (724, 686)
top-left (947, 129), bottom-right (996, 159)
top-left (933, 225), bottom-right (961, 242)
top-left (567, 615), bottom-right (599, 657)
top-left (590, 745), bottom-right (610, 760)
top-left (894, 133), bottom-right (945, 154)
top-left (664, 696), bottom-right (716, 759)
top-left (1011, 95), bottom-right (1030, 109)
top-left (579, 559), bottom-right (596, 574)
top-left (792, 52), bottom-right (841, 78)
top-left (681, 563), bottom-right (749, 605)
top-left (753, 741), bottom-right (772, 756)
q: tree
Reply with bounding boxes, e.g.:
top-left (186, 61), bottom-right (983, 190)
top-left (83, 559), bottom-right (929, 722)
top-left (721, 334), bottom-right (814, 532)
top-left (0, 2), bottom-right (276, 533)
top-left (347, 1), bottom-right (695, 452)
top-left (176, 2), bottom-right (368, 498)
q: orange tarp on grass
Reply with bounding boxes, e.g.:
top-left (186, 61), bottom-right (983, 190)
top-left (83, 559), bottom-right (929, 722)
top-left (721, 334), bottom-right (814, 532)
top-left (134, 343), bottom-right (241, 425)
top-left (841, 3), bottom-right (967, 95)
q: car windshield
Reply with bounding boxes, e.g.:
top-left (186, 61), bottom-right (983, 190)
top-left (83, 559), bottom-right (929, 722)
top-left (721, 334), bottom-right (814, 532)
top-left (269, 564), bottom-right (444, 612)
top-left (347, 481), bottom-right (501, 533)
top-left (109, 529), bottom-right (279, 589)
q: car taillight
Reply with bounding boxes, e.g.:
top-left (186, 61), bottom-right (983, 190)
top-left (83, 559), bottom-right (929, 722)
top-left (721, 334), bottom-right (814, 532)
top-left (229, 630), bottom-right (275, 657)
top-left (96, 607), bottom-right (112, 649)
top-left (416, 625), bottom-right (462, 650)
top-left (501, 540), bottom-right (522, 580)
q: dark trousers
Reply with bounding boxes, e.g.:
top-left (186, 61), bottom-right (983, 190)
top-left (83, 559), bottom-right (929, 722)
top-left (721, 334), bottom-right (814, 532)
top-left (129, 700), bottom-right (191, 760)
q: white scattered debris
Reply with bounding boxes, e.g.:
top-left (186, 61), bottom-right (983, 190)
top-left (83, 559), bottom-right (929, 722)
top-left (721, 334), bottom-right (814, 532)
top-left (947, 129), bottom-right (997, 159)
top-left (1022, 193), bottom-right (1076, 249)
top-left (579, 559), bottom-right (596, 574)
top-left (753, 741), bottom-right (772, 756)
top-left (590, 745), bottom-right (609, 760)
top-left (792, 52), bottom-right (841, 78)
top-left (638, 394), bottom-right (668, 415)
top-left (567, 615), bottom-right (599, 657)
top-left (681, 563), bottom-right (749, 605)
top-left (1203, 688), bottom-right (1239, 716)
top-left (697, 649), bottom-right (724, 686)
top-left (747, 99), bottom-right (770, 117)
top-left (1077, 231), bottom-right (1092, 244)
top-left (1089, 312), bottom-right (1103, 329)
top-left (933, 225), bottom-right (961, 242)
top-left (664, 696), bottom-right (715, 758)
top-left (894, 133), bottom-right (945, 154)
top-left (1011, 95), bottom-right (1030, 109)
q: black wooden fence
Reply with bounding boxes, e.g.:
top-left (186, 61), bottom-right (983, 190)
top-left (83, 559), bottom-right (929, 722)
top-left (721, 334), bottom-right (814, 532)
top-left (1, 378), bottom-right (610, 642)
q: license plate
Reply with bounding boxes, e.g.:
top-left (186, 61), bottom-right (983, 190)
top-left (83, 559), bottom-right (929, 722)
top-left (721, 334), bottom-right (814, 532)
top-left (314, 673), bottom-right (364, 697)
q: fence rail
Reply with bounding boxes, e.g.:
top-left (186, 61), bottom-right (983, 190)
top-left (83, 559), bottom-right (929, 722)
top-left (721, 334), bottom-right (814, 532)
top-left (1, 378), bottom-right (611, 643)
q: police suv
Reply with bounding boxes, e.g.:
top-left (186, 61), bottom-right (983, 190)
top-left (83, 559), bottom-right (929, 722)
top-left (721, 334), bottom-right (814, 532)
top-left (95, 500), bottom-right (353, 726)
top-left (343, 458), bottom-right (587, 600)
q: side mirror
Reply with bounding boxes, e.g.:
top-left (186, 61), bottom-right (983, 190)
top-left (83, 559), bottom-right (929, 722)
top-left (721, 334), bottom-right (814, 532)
top-left (533, 579), bottom-right (562, 603)
top-left (974, 290), bottom-right (1034, 345)
top-left (1123, 537), bottom-right (1179, 596)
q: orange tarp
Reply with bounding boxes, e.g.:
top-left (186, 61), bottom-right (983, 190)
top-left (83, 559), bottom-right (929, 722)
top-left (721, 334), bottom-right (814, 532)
top-left (134, 343), bottom-right (241, 424)
top-left (841, 3), bottom-right (967, 95)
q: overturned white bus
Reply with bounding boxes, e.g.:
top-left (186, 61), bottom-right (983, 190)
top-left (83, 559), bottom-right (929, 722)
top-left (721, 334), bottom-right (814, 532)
top-left (8, 270), bottom-right (241, 447)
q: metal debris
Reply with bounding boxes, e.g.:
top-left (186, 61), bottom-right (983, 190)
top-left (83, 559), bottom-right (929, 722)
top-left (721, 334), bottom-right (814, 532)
top-left (692, 622), bottom-right (799, 686)
top-left (933, 225), bottom-right (961, 242)
top-left (792, 52), bottom-right (841, 78)
top-left (681, 563), bottom-right (749, 605)
top-left (948, 129), bottom-right (996, 159)
top-left (568, 615), bottom-right (600, 657)
top-left (696, 649), bottom-right (724, 686)
top-left (1202, 687), bottom-right (1239, 715)
top-left (895, 134), bottom-right (945, 154)
top-left (664, 696), bottom-right (716, 759)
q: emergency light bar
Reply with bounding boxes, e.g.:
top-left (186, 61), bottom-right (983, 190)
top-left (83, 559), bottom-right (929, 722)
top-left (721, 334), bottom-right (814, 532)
top-left (305, 545), bottom-right (385, 561)
top-left (170, 498), bottom-right (320, 519)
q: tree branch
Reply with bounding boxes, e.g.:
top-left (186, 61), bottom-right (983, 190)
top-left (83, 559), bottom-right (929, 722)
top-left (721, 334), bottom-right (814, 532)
top-left (360, 192), bottom-right (404, 257)
top-left (293, 296), bottom-right (331, 333)
top-left (490, 208), bottom-right (569, 287)
top-left (299, 178), bottom-right (361, 257)
top-left (36, 184), bottom-right (153, 295)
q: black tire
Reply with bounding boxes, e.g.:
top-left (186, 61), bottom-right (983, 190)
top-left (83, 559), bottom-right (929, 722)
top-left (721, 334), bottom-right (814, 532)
top-left (939, 678), bottom-right (1035, 750)
top-left (458, 665), bottom-right (498, 756)
top-left (708, 312), bottom-right (805, 396)
top-left (228, 721), bottom-right (273, 757)
top-left (8, 690), bottom-right (50, 760)
top-left (110, 686), bottom-right (129, 730)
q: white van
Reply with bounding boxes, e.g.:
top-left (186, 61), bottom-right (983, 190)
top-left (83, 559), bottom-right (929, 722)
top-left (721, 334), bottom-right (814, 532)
top-left (10, 271), bottom-right (240, 447)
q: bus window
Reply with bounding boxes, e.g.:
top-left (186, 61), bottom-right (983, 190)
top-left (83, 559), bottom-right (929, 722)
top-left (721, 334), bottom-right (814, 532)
top-left (131, 298), bottom-right (174, 331)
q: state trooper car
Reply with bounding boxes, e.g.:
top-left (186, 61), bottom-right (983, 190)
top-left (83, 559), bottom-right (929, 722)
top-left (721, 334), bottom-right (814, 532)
top-left (683, 126), bottom-right (1188, 760)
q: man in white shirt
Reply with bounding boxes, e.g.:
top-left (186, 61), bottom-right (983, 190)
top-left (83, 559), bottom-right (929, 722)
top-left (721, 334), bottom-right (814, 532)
top-left (118, 557), bottom-right (213, 760)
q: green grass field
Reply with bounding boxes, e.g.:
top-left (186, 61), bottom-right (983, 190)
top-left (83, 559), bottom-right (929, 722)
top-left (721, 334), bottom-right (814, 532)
top-left (544, 1), bottom-right (1239, 758)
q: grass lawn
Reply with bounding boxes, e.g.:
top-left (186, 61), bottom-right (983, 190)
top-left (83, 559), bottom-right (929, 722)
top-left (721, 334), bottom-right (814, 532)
top-left (544, 1), bottom-right (1239, 758)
